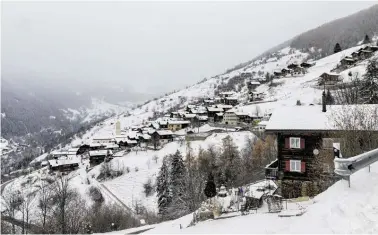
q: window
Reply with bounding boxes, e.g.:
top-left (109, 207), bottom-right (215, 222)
top-left (290, 137), bottom-right (301, 149)
top-left (290, 160), bottom-right (301, 172)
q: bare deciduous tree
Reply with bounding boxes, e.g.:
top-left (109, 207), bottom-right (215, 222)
top-left (19, 187), bottom-right (35, 234)
top-left (37, 180), bottom-right (53, 231)
top-left (53, 176), bottom-right (76, 234)
top-left (333, 75), bottom-right (362, 105)
top-left (1, 185), bottom-right (23, 234)
top-left (330, 105), bottom-right (378, 156)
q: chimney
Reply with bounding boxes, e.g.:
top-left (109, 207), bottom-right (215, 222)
top-left (322, 91), bottom-right (327, 112)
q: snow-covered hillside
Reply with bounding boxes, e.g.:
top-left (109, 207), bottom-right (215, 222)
top-left (140, 161), bottom-right (378, 234)
top-left (2, 39), bottom-right (378, 234)
top-left (62, 98), bottom-right (135, 124)
top-left (72, 44), bottom-right (371, 148)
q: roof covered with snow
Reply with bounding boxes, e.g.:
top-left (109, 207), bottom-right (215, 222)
top-left (265, 104), bottom-right (378, 132)
top-left (48, 159), bottom-right (80, 167)
top-left (207, 107), bottom-right (224, 112)
top-left (155, 130), bottom-right (174, 136)
top-left (89, 150), bottom-right (110, 156)
top-left (168, 120), bottom-right (190, 125)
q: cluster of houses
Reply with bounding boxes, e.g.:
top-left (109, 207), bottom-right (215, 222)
top-left (44, 90), bottom-right (275, 173)
top-left (246, 78), bottom-right (266, 102)
top-left (337, 45), bottom-right (378, 71)
top-left (273, 61), bottom-right (315, 78)
top-left (318, 44), bottom-right (378, 86)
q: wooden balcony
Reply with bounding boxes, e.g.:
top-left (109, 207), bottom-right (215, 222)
top-left (265, 159), bottom-right (278, 179)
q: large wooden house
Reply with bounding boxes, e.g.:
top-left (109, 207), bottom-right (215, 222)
top-left (151, 130), bottom-right (174, 147)
top-left (48, 159), bottom-right (80, 172)
top-left (89, 150), bottom-right (113, 166)
top-left (318, 72), bottom-right (341, 86)
top-left (264, 103), bottom-right (378, 197)
top-left (207, 107), bottom-right (224, 122)
top-left (224, 97), bottom-right (239, 106)
top-left (247, 81), bottom-right (261, 91)
top-left (168, 120), bottom-right (190, 131)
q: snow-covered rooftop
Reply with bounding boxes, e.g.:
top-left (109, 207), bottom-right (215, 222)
top-left (89, 150), bottom-right (110, 156)
top-left (48, 159), bottom-right (80, 167)
top-left (184, 113), bottom-right (196, 118)
top-left (156, 130), bottom-right (174, 136)
top-left (266, 104), bottom-right (378, 131)
top-left (168, 120), bottom-right (190, 125)
top-left (207, 107), bottom-right (224, 112)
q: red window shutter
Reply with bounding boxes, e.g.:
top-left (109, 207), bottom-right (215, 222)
top-left (285, 160), bottom-right (290, 172)
top-left (301, 162), bottom-right (306, 172)
top-left (285, 138), bottom-right (290, 149)
top-left (300, 138), bottom-right (305, 149)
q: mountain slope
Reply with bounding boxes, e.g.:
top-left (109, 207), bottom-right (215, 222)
top-left (227, 4), bottom-right (378, 73)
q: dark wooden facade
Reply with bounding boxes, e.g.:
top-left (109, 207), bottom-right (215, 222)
top-left (49, 162), bottom-right (79, 172)
top-left (274, 131), bottom-right (323, 181)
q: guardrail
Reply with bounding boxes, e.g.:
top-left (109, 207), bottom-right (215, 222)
top-left (334, 148), bottom-right (378, 186)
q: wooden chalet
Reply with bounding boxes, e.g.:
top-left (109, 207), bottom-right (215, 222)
top-left (48, 159), bottom-right (80, 172)
top-left (170, 112), bottom-right (182, 119)
top-left (273, 71), bottom-right (282, 78)
top-left (168, 120), bottom-right (190, 131)
top-left (281, 68), bottom-right (292, 77)
top-left (224, 97), bottom-right (239, 106)
top-left (194, 115), bottom-right (209, 125)
top-left (219, 91), bottom-right (234, 99)
top-left (151, 130), bottom-right (174, 145)
top-left (89, 150), bottom-right (113, 166)
top-left (214, 112), bottom-right (224, 122)
top-left (287, 63), bottom-right (298, 70)
top-left (340, 57), bottom-right (355, 66)
top-left (264, 103), bottom-right (378, 197)
top-left (215, 104), bottom-right (233, 111)
top-left (207, 107), bottom-right (224, 122)
top-left (118, 139), bottom-right (138, 148)
top-left (235, 112), bottom-right (252, 123)
top-left (138, 134), bottom-right (151, 147)
top-left (158, 120), bottom-right (168, 129)
top-left (300, 61), bottom-right (315, 69)
top-left (247, 81), bottom-right (261, 91)
top-left (318, 72), bottom-right (341, 86)
top-left (249, 91), bottom-right (264, 102)
top-left (183, 113), bottom-right (197, 122)
top-left (203, 99), bottom-right (215, 106)
top-left (367, 45), bottom-right (378, 52)
top-left (92, 136), bottom-right (116, 144)
top-left (286, 63), bottom-right (305, 75)
top-left (356, 47), bottom-right (374, 60)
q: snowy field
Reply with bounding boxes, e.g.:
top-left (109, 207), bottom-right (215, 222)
top-left (98, 131), bottom-right (255, 212)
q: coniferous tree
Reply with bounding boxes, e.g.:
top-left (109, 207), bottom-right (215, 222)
top-left (156, 158), bottom-right (171, 218)
top-left (360, 58), bottom-right (378, 104)
top-left (334, 43), bottom-right (342, 53)
top-left (204, 173), bottom-right (217, 198)
top-left (167, 150), bottom-right (189, 217)
top-left (363, 34), bottom-right (371, 44)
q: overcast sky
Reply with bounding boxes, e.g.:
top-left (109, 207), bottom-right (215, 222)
top-left (2, 1), bottom-right (377, 98)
